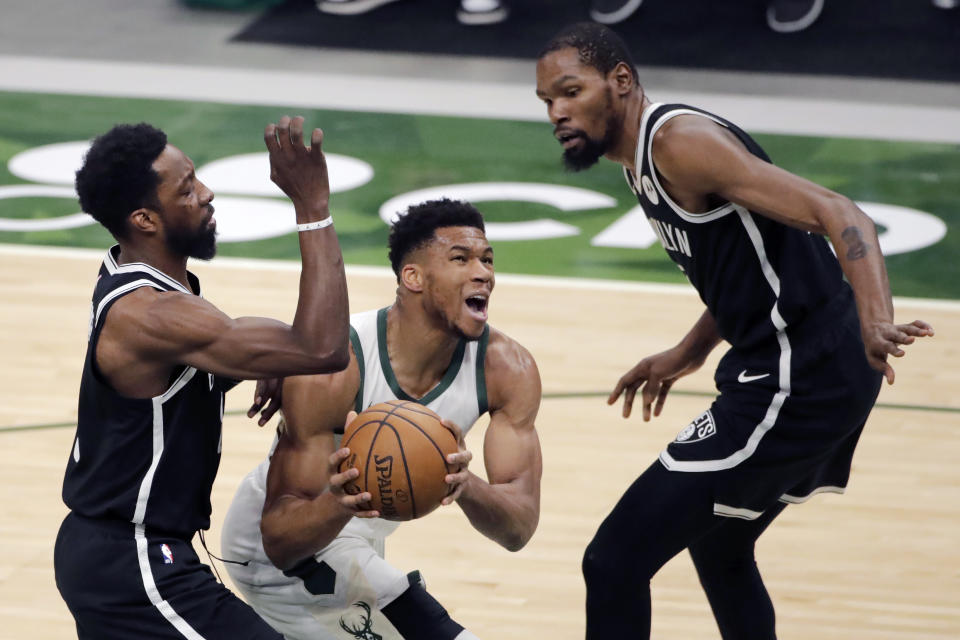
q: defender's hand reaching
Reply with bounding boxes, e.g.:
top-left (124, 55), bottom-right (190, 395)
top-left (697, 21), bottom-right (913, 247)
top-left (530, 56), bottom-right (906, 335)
top-left (441, 419), bottom-right (473, 505)
top-left (609, 345), bottom-right (706, 421)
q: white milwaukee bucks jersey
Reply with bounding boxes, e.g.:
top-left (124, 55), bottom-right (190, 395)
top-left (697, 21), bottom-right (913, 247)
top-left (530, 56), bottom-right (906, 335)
top-left (348, 307), bottom-right (489, 437)
top-left (340, 307), bottom-right (490, 541)
top-left (221, 306), bottom-right (493, 572)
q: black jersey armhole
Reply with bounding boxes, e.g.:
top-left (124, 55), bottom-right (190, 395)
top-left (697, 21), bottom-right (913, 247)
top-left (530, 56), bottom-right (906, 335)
top-left (87, 281), bottom-right (164, 395)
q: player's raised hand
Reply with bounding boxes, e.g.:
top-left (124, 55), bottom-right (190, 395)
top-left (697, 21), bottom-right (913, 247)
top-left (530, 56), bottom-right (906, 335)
top-left (608, 345), bottom-right (705, 422)
top-left (861, 319), bottom-right (934, 385)
top-left (327, 411), bottom-right (380, 518)
top-left (441, 419), bottom-right (473, 505)
top-left (263, 116), bottom-right (330, 216)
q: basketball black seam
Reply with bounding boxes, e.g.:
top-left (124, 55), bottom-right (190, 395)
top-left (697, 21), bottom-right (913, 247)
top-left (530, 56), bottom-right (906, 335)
top-left (360, 402), bottom-right (448, 516)
top-left (385, 399), bottom-right (441, 422)
top-left (385, 411), bottom-right (450, 469)
top-left (341, 419), bottom-right (383, 449)
top-left (388, 402), bottom-right (437, 418)
top-left (365, 421), bottom-right (387, 499)
top-left (384, 423), bottom-right (418, 519)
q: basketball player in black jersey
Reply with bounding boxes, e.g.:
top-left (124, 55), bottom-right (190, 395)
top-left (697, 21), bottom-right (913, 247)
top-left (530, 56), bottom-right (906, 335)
top-left (55, 116), bottom-right (350, 639)
top-left (535, 23), bottom-right (934, 640)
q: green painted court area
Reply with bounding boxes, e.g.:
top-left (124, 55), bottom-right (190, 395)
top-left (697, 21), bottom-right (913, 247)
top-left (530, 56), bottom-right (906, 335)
top-left (1, 91), bottom-right (957, 299)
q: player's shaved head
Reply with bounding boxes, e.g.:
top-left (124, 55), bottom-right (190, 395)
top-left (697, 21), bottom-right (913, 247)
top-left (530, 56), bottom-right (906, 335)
top-left (387, 199), bottom-right (486, 279)
top-left (539, 22), bottom-right (638, 84)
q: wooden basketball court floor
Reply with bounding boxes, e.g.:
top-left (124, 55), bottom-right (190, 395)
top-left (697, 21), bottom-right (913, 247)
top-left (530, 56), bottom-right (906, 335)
top-left (1, 245), bottom-right (957, 639)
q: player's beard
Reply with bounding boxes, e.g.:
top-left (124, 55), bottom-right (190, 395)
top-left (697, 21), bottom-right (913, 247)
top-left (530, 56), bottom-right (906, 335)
top-left (562, 90), bottom-right (619, 172)
top-left (562, 132), bottom-right (611, 172)
top-left (166, 210), bottom-right (217, 261)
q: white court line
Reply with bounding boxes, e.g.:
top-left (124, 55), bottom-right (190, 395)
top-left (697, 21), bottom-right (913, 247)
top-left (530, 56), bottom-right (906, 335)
top-left (2, 56), bottom-right (960, 143)
top-left (3, 243), bottom-right (957, 310)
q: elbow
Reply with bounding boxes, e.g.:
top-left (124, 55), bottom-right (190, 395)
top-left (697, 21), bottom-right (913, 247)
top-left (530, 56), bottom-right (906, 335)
top-left (262, 538), bottom-right (298, 573)
top-left (830, 193), bottom-right (870, 228)
top-left (305, 341), bottom-right (350, 375)
top-left (502, 517), bottom-right (539, 552)
top-left (503, 536), bottom-right (528, 553)
top-left (322, 342), bottom-right (351, 373)
top-left (260, 520), bottom-right (298, 571)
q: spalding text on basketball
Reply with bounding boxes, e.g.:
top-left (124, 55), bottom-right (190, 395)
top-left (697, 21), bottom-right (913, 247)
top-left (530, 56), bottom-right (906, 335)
top-left (374, 454), bottom-right (397, 519)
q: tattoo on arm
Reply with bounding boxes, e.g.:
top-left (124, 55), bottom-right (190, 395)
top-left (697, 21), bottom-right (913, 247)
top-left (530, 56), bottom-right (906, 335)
top-left (841, 226), bottom-right (869, 260)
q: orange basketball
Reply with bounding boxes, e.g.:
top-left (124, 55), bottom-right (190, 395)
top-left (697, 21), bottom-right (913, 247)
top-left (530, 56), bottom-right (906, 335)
top-left (339, 400), bottom-right (457, 521)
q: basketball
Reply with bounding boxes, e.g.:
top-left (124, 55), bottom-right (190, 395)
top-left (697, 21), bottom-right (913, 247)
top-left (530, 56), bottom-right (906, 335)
top-left (339, 400), bottom-right (457, 521)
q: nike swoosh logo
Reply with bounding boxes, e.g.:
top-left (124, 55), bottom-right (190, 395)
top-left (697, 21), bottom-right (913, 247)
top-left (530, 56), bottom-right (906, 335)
top-left (737, 370), bottom-right (770, 384)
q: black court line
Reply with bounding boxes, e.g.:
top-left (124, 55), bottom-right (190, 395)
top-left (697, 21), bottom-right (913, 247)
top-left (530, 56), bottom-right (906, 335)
top-left (539, 390), bottom-right (960, 417)
top-left (3, 392), bottom-right (958, 434)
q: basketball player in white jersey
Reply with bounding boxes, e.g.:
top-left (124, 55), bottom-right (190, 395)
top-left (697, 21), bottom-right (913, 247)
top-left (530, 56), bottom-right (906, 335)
top-left (222, 199), bottom-right (543, 640)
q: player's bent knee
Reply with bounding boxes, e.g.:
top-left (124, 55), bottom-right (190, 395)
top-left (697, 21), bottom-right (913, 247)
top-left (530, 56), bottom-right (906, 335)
top-left (382, 584), bottom-right (464, 640)
top-left (689, 543), bottom-right (759, 579)
top-left (583, 537), bottom-right (633, 588)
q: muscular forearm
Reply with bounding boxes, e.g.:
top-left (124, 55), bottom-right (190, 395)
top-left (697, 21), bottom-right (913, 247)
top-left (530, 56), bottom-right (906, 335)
top-left (291, 203), bottom-right (350, 372)
top-left (261, 490), bottom-right (353, 571)
top-left (456, 472), bottom-right (539, 552)
top-left (824, 202), bottom-right (894, 324)
top-left (677, 309), bottom-right (723, 364)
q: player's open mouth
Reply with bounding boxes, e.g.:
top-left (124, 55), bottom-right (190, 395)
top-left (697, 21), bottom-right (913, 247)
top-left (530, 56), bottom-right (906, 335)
top-left (465, 294), bottom-right (488, 320)
top-left (557, 132), bottom-right (581, 149)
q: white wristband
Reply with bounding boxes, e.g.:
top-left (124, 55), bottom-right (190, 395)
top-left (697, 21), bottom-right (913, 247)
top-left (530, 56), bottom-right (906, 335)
top-left (297, 217), bottom-right (334, 232)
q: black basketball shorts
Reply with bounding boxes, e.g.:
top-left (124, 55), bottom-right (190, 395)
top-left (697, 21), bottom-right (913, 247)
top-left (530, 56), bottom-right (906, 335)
top-left (657, 305), bottom-right (883, 519)
top-left (54, 512), bottom-right (282, 640)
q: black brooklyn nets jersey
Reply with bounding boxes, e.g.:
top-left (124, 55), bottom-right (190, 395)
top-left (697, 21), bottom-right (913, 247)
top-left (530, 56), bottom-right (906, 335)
top-left (625, 103), bottom-right (846, 351)
top-left (62, 246), bottom-right (237, 536)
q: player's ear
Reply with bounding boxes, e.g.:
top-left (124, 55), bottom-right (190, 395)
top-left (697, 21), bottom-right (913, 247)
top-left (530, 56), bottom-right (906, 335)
top-left (129, 208), bottom-right (160, 235)
top-left (400, 263), bottom-right (423, 293)
top-left (611, 61), bottom-right (636, 96)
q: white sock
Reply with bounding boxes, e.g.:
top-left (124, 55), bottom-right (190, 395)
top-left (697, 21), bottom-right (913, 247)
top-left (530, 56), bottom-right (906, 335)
top-left (454, 630), bottom-right (481, 640)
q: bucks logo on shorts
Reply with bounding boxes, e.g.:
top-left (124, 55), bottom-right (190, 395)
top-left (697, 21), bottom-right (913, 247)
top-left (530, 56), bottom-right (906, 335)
top-left (675, 410), bottom-right (716, 444)
top-left (339, 601), bottom-right (382, 640)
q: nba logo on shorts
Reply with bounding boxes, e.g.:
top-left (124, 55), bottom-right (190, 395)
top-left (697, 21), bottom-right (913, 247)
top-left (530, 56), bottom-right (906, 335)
top-left (675, 410), bottom-right (716, 444)
top-left (161, 544), bottom-right (174, 564)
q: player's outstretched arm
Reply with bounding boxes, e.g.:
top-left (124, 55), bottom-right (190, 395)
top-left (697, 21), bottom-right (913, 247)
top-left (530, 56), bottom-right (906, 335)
top-left (608, 309), bottom-right (721, 421)
top-left (105, 289), bottom-right (352, 381)
top-left (453, 330), bottom-right (543, 552)
top-left (101, 116), bottom-right (350, 382)
top-left (260, 359), bottom-right (376, 571)
top-left (266, 116), bottom-right (350, 377)
top-left (652, 117), bottom-right (934, 384)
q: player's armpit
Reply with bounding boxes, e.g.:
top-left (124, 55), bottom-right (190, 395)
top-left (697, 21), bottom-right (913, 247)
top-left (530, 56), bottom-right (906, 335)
top-left (114, 286), bottom-right (350, 381)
